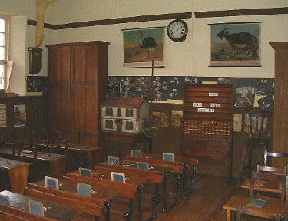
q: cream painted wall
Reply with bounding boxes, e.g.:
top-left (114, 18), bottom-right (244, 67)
top-left (44, 0), bottom-right (288, 79)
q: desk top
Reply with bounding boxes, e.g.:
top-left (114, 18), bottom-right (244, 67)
top-left (0, 157), bottom-right (29, 169)
top-left (0, 190), bottom-right (78, 220)
top-left (223, 195), bottom-right (285, 219)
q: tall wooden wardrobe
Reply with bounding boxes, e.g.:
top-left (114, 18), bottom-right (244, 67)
top-left (270, 42), bottom-right (288, 158)
top-left (46, 41), bottom-right (110, 147)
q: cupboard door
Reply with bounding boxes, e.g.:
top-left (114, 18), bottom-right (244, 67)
top-left (48, 45), bottom-right (73, 133)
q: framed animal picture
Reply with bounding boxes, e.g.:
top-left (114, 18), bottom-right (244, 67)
top-left (210, 22), bottom-right (260, 67)
top-left (163, 153), bottom-right (175, 162)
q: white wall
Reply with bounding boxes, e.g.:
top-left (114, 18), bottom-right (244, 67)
top-left (44, 0), bottom-right (288, 79)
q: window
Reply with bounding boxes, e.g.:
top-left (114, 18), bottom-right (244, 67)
top-left (125, 121), bottom-right (134, 130)
top-left (0, 16), bottom-right (9, 90)
top-left (126, 108), bottom-right (134, 117)
top-left (105, 120), bottom-right (114, 129)
top-left (105, 107), bottom-right (113, 116)
top-left (117, 108), bottom-right (122, 117)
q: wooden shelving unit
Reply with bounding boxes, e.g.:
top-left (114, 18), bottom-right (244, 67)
top-left (181, 84), bottom-right (234, 180)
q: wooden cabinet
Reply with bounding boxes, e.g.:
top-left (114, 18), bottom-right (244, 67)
top-left (46, 41), bottom-right (110, 146)
top-left (270, 43), bottom-right (288, 156)
top-left (181, 84), bottom-right (234, 179)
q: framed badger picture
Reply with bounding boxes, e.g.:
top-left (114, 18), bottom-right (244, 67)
top-left (210, 22), bottom-right (260, 67)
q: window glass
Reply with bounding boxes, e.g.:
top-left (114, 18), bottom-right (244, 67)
top-left (0, 33), bottom-right (4, 47)
top-left (0, 19), bottom-right (5, 32)
top-left (130, 109), bottom-right (134, 117)
top-left (117, 108), bottom-right (121, 117)
top-left (0, 47), bottom-right (5, 60)
top-left (0, 65), bottom-right (4, 77)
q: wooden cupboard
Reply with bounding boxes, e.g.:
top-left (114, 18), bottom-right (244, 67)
top-left (46, 41), bottom-right (110, 147)
top-left (270, 43), bottom-right (288, 158)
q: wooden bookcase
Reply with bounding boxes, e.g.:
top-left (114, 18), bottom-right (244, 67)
top-left (181, 84), bottom-right (234, 180)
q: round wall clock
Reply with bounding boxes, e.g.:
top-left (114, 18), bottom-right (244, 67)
top-left (167, 19), bottom-right (188, 42)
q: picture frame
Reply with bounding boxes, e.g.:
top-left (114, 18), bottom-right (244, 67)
top-left (45, 176), bottom-right (59, 190)
top-left (111, 172), bottom-right (125, 183)
top-left (163, 153), bottom-right (175, 162)
top-left (136, 162), bottom-right (149, 170)
top-left (131, 149), bottom-right (142, 158)
top-left (122, 27), bottom-right (164, 68)
top-left (108, 156), bottom-right (120, 166)
top-left (77, 183), bottom-right (92, 197)
top-left (0, 194), bottom-right (11, 206)
top-left (210, 22), bottom-right (260, 67)
top-left (29, 200), bottom-right (45, 217)
top-left (79, 167), bottom-right (92, 177)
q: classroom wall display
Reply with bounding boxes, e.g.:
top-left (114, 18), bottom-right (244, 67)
top-left (108, 76), bottom-right (274, 109)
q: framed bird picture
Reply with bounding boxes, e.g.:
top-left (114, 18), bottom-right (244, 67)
top-left (122, 27), bottom-right (164, 67)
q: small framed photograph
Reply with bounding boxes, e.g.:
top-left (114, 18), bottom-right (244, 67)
top-left (108, 156), bottom-right (120, 166)
top-left (163, 153), bottom-right (174, 162)
top-left (131, 150), bottom-right (142, 158)
top-left (136, 162), bottom-right (149, 170)
top-left (111, 172), bottom-right (125, 183)
top-left (29, 200), bottom-right (44, 217)
top-left (45, 176), bottom-right (59, 190)
top-left (77, 183), bottom-right (92, 197)
top-left (0, 194), bottom-right (11, 206)
top-left (79, 167), bottom-right (92, 177)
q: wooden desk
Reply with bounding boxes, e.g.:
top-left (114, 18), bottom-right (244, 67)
top-left (0, 190), bottom-right (79, 221)
top-left (223, 195), bottom-right (285, 220)
top-left (25, 182), bottom-right (110, 221)
top-left (65, 168), bottom-right (150, 221)
top-left (124, 154), bottom-right (198, 200)
top-left (0, 157), bottom-right (29, 194)
top-left (33, 178), bottom-right (131, 220)
top-left (104, 132), bottom-right (148, 159)
top-left (36, 142), bottom-right (102, 170)
top-left (0, 147), bottom-right (67, 180)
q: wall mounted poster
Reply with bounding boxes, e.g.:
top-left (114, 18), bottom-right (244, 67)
top-left (0, 104), bottom-right (6, 127)
top-left (123, 27), bottom-right (164, 67)
top-left (210, 22), bottom-right (260, 67)
top-left (14, 104), bottom-right (26, 127)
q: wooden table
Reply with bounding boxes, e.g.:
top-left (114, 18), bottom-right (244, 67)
top-left (0, 190), bottom-right (79, 220)
top-left (223, 195), bottom-right (285, 220)
top-left (0, 157), bottom-right (29, 194)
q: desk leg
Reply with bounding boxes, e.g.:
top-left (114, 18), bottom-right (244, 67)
top-left (173, 173), bottom-right (181, 206)
top-left (161, 173), bottom-right (169, 213)
top-left (103, 200), bottom-right (111, 221)
top-left (137, 186), bottom-right (143, 221)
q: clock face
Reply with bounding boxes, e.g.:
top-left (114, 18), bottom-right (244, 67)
top-left (167, 19), bottom-right (188, 42)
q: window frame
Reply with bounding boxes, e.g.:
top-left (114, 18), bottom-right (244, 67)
top-left (0, 15), bottom-right (10, 90)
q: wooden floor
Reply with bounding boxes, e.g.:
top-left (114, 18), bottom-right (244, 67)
top-left (75, 175), bottom-right (247, 221)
